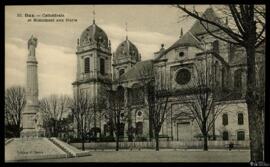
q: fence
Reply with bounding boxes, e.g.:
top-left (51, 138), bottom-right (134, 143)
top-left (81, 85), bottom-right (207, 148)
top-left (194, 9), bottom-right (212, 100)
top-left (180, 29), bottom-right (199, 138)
top-left (70, 140), bottom-right (250, 150)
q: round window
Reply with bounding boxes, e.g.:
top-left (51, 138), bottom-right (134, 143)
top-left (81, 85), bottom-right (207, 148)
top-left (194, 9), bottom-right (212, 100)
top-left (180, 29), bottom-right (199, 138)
top-left (179, 52), bottom-right (185, 57)
top-left (137, 111), bottom-right (142, 116)
top-left (175, 69), bottom-right (191, 85)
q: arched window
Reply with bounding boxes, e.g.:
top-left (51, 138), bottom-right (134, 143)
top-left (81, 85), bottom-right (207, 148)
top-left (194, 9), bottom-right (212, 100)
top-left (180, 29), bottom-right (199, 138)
top-left (259, 66), bottom-right (265, 86)
top-left (119, 123), bottom-right (125, 137)
top-left (117, 86), bottom-right (125, 105)
top-left (213, 40), bottom-right (219, 54)
top-left (119, 69), bottom-right (125, 77)
top-left (131, 84), bottom-right (144, 105)
top-left (222, 113), bottom-right (228, 126)
top-left (136, 122), bottom-right (143, 135)
top-left (84, 57), bottom-right (90, 73)
top-left (103, 124), bottom-right (109, 134)
top-left (221, 67), bottom-right (226, 89)
top-left (100, 58), bottom-right (105, 75)
top-left (223, 131), bottom-right (229, 141)
top-left (237, 131), bottom-right (245, 140)
top-left (238, 113), bottom-right (244, 125)
top-left (234, 69), bottom-right (243, 90)
top-left (213, 61), bottom-right (219, 86)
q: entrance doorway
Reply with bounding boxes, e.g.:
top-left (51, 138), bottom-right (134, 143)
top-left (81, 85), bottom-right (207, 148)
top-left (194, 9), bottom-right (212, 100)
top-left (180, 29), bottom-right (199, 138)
top-left (176, 121), bottom-right (191, 141)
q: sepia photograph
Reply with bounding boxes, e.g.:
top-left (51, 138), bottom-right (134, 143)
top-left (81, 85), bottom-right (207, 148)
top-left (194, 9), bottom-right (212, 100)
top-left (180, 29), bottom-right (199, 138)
top-left (4, 4), bottom-right (267, 164)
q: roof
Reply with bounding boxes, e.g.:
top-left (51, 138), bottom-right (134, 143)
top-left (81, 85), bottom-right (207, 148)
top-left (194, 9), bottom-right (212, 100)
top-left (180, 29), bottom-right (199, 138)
top-left (79, 20), bottom-right (109, 47)
top-left (115, 38), bottom-right (140, 62)
top-left (167, 32), bottom-right (202, 51)
top-left (189, 7), bottom-right (224, 35)
top-left (157, 7), bottom-right (226, 60)
top-left (119, 60), bottom-right (153, 81)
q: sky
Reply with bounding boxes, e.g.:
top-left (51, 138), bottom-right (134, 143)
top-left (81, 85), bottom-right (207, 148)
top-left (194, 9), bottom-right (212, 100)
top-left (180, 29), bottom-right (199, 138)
top-left (5, 5), bottom-right (210, 98)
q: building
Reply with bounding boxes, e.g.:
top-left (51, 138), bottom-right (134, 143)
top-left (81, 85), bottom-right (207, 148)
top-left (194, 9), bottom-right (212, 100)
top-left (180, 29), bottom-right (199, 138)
top-left (72, 8), bottom-right (264, 142)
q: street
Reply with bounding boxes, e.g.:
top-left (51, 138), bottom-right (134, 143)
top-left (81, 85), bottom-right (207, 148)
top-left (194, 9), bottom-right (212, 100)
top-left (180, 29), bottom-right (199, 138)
top-left (24, 149), bottom-right (250, 162)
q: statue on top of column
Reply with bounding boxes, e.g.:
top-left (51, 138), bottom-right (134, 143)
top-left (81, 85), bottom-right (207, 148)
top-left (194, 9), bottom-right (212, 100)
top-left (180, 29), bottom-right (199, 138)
top-left (28, 35), bottom-right (38, 59)
top-left (28, 35), bottom-right (38, 49)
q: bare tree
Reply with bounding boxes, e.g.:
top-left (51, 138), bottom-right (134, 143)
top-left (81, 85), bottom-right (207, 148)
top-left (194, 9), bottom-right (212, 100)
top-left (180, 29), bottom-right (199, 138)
top-left (71, 92), bottom-right (94, 151)
top-left (136, 61), bottom-right (155, 141)
top-left (175, 4), bottom-right (265, 160)
top-left (175, 57), bottom-right (228, 150)
top-left (106, 84), bottom-right (126, 151)
top-left (138, 62), bottom-right (170, 151)
top-left (39, 94), bottom-right (72, 137)
top-left (150, 88), bottom-right (171, 151)
top-left (136, 62), bottom-right (171, 151)
top-left (5, 86), bottom-right (26, 137)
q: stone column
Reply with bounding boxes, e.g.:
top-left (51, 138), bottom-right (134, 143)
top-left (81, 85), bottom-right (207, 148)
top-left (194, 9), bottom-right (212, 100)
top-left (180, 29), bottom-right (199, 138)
top-left (21, 36), bottom-right (44, 138)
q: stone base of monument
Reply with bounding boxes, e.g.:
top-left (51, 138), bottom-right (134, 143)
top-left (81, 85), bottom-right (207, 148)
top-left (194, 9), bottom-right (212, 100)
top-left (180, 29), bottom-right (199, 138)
top-left (5, 137), bottom-right (91, 162)
top-left (20, 129), bottom-right (46, 138)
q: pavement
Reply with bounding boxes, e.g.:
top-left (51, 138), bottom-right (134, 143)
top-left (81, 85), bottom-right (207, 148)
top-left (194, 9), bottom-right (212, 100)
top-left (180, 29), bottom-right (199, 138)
top-left (21, 149), bottom-right (250, 162)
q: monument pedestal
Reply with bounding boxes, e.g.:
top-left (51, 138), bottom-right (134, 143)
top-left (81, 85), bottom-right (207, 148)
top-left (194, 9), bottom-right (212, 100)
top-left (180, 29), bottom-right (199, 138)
top-left (5, 137), bottom-right (91, 162)
top-left (20, 129), bottom-right (46, 138)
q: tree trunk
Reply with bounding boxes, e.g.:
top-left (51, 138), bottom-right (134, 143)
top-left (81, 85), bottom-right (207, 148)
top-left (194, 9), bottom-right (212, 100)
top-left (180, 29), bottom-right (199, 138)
top-left (247, 102), bottom-right (263, 161)
top-left (81, 131), bottom-right (85, 151)
top-left (203, 134), bottom-right (208, 151)
top-left (211, 107), bottom-right (216, 140)
top-left (149, 109), bottom-right (153, 141)
top-left (245, 40), bottom-right (263, 161)
top-left (128, 108), bottom-right (133, 142)
top-left (202, 123), bottom-right (208, 151)
top-left (53, 120), bottom-right (57, 137)
top-left (116, 132), bottom-right (119, 151)
top-left (94, 107), bottom-right (97, 141)
top-left (16, 124), bottom-right (20, 137)
top-left (155, 131), bottom-right (159, 151)
top-left (212, 126), bottom-right (216, 140)
top-left (55, 121), bottom-right (58, 137)
top-left (77, 121), bottom-right (80, 139)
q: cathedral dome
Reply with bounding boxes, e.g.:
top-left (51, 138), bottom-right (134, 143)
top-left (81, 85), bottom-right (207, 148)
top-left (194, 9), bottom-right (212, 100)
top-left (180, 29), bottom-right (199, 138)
top-left (115, 38), bottom-right (140, 61)
top-left (79, 20), bottom-right (109, 47)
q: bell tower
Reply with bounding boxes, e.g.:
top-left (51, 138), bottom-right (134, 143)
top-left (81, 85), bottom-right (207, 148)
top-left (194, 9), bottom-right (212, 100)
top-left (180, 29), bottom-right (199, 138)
top-left (112, 23), bottom-right (141, 80)
top-left (72, 15), bottom-right (112, 104)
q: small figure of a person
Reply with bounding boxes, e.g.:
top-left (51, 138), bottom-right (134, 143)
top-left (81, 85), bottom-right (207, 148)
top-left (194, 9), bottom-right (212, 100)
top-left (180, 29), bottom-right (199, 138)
top-left (137, 141), bottom-right (141, 151)
top-left (67, 135), bottom-right (71, 144)
top-left (229, 141), bottom-right (234, 151)
top-left (130, 139), bottom-right (135, 151)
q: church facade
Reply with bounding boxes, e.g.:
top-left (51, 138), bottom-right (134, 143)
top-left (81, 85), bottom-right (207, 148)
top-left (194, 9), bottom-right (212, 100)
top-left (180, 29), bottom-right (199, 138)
top-left (72, 8), bottom-right (264, 142)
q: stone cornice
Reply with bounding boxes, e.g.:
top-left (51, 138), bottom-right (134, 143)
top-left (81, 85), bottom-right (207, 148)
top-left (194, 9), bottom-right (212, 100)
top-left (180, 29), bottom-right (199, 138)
top-left (76, 47), bottom-right (112, 55)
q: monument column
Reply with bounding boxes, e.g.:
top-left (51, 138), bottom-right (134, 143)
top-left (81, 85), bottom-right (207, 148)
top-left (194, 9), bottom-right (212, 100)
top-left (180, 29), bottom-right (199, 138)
top-left (21, 35), bottom-right (44, 138)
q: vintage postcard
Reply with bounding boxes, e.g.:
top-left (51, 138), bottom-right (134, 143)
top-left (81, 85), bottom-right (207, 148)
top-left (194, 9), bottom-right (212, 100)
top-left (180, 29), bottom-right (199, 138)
top-left (4, 5), bottom-right (266, 164)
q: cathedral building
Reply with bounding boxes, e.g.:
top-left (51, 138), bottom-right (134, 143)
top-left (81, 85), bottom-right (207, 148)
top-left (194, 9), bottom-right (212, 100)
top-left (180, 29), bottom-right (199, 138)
top-left (72, 8), bottom-right (264, 142)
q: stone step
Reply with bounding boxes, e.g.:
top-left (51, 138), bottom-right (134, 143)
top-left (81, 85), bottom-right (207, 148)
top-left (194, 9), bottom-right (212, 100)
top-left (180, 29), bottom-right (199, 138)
top-left (5, 138), bottom-right (14, 145)
top-left (50, 137), bottom-right (91, 157)
top-left (5, 138), bottom-right (67, 161)
top-left (48, 138), bottom-right (73, 158)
